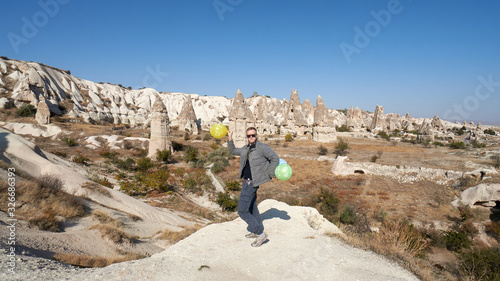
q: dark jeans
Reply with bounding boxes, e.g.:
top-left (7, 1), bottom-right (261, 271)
top-left (238, 179), bottom-right (264, 235)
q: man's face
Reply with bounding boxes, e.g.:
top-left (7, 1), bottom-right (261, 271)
top-left (246, 130), bottom-right (257, 144)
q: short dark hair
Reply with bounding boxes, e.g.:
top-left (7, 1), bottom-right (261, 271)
top-left (246, 127), bottom-right (257, 133)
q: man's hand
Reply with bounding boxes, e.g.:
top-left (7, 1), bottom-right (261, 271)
top-left (228, 130), bottom-right (233, 141)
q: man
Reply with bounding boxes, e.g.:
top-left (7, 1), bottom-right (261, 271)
top-left (228, 127), bottom-right (279, 247)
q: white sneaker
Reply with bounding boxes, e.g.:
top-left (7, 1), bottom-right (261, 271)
top-left (251, 233), bottom-right (268, 247)
top-left (245, 233), bottom-right (259, 238)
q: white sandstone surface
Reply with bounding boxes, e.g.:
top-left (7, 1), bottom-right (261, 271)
top-left (69, 200), bottom-right (418, 281)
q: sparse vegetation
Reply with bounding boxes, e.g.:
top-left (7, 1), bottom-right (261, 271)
top-left (225, 180), bottom-right (241, 191)
top-left (449, 141), bottom-right (466, 149)
top-left (318, 145), bottom-right (328, 155)
top-left (285, 133), bottom-right (293, 142)
top-left (136, 157), bottom-right (154, 171)
top-left (334, 138), bottom-right (350, 156)
top-left (444, 230), bottom-right (472, 251)
top-left (0, 174), bottom-right (86, 232)
top-left (375, 219), bottom-right (428, 258)
top-left (183, 146), bottom-right (199, 163)
top-left (156, 149), bottom-right (172, 163)
top-left (433, 141), bottom-right (445, 147)
top-left (336, 124), bottom-right (351, 132)
top-left (490, 154), bottom-right (500, 168)
top-left (339, 205), bottom-right (356, 224)
top-left (377, 131), bottom-right (390, 141)
top-left (90, 224), bottom-right (133, 244)
top-left (459, 247), bottom-right (500, 281)
top-left (484, 128), bottom-right (496, 135)
top-left (53, 252), bottom-right (144, 268)
top-left (157, 226), bottom-right (201, 242)
top-left (64, 137), bottom-right (77, 147)
top-left (216, 192), bottom-right (238, 212)
top-left (16, 103), bottom-right (36, 117)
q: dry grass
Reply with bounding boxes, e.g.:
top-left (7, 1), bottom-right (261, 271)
top-left (82, 181), bottom-right (112, 197)
top-left (374, 219), bottom-right (429, 259)
top-left (157, 225), bottom-right (202, 242)
top-left (0, 175), bottom-right (86, 226)
top-left (52, 252), bottom-right (144, 268)
top-left (92, 210), bottom-right (123, 228)
top-left (90, 224), bottom-right (133, 244)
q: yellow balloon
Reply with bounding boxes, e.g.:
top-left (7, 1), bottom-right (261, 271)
top-left (210, 123), bottom-right (227, 139)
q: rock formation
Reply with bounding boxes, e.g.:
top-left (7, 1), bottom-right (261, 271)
top-left (418, 120), bottom-right (435, 142)
top-left (331, 156), bottom-right (496, 185)
top-left (35, 97), bottom-right (50, 125)
top-left (228, 89), bottom-right (255, 147)
top-left (370, 105), bottom-right (385, 132)
top-left (459, 183), bottom-right (500, 207)
top-left (313, 95), bottom-right (337, 143)
top-left (147, 95), bottom-right (172, 158)
top-left (2, 57), bottom-right (498, 139)
top-left (283, 89), bottom-right (310, 135)
top-left (177, 95), bottom-right (198, 134)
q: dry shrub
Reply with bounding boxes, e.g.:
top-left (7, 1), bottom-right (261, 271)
top-left (92, 210), bottom-right (123, 228)
top-left (28, 209), bottom-right (61, 232)
top-left (90, 224), bottom-right (133, 244)
top-left (52, 252), bottom-right (144, 268)
top-left (158, 225), bottom-right (201, 242)
top-left (0, 174), bottom-right (86, 226)
top-left (375, 219), bottom-right (428, 259)
top-left (81, 181), bottom-right (112, 197)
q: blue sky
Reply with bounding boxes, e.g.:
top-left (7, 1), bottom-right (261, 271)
top-left (2, 0), bottom-right (499, 124)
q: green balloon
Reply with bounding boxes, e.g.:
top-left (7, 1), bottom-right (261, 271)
top-left (275, 164), bottom-right (292, 181)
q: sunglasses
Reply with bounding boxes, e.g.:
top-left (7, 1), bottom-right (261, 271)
top-left (246, 134), bottom-right (257, 138)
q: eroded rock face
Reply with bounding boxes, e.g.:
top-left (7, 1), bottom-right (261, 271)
top-left (147, 95), bottom-right (172, 158)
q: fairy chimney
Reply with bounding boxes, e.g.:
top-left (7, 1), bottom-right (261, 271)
top-left (285, 89), bottom-right (308, 126)
top-left (371, 105), bottom-right (385, 132)
top-left (228, 89), bottom-right (255, 147)
top-left (147, 95), bottom-right (172, 159)
top-left (177, 95), bottom-right (198, 135)
top-left (312, 95), bottom-right (337, 143)
top-left (35, 97), bottom-right (51, 125)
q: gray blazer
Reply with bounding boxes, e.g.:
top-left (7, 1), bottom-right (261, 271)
top-left (227, 139), bottom-right (280, 186)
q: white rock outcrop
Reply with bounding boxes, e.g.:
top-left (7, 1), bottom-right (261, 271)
top-left (70, 199), bottom-right (418, 281)
top-left (331, 156), bottom-right (497, 184)
top-left (460, 183), bottom-right (500, 207)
